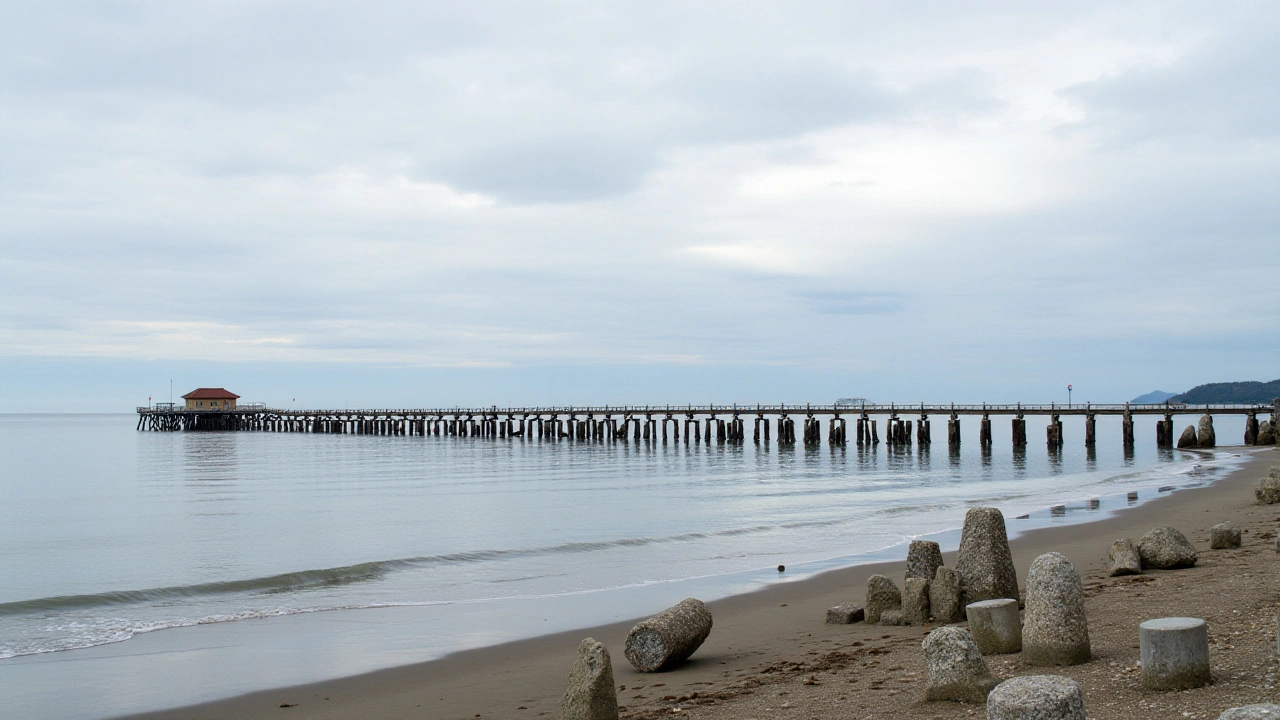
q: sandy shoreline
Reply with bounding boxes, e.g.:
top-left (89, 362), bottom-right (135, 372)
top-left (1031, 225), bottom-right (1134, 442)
top-left (110, 446), bottom-right (1279, 720)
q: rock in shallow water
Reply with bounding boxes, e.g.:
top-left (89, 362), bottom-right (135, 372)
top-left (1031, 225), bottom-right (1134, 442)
top-left (1177, 425), bottom-right (1198, 448)
top-left (1137, 526), bottom-right (1198, 569)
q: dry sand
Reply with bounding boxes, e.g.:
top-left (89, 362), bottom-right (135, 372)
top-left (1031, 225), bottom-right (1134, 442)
top-left (119, 448), bottom-right (1280, 720)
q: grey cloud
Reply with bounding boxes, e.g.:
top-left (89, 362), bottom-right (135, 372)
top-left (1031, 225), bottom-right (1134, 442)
top-left (1063, 25), bottom-right (1280, 145)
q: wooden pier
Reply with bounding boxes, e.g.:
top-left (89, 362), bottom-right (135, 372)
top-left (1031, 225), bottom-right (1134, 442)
top-left (137, 401), bottom-right (1280, 450)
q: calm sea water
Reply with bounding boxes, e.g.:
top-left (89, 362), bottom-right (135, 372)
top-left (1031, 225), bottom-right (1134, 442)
top-left (0, 412), bottom-right (1251, 717)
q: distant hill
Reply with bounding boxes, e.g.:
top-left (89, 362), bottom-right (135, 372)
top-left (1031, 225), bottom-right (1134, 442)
top-left (1131, 390), bottom-right (1178, 404)
top-left (1170, 380), bottom-right (1280, 405)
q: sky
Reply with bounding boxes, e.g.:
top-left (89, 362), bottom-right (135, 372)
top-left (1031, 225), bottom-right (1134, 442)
top-left (2, 1), bottom-right (1278, 411)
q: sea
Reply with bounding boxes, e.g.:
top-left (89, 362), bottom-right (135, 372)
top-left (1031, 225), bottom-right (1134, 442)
top-left (0, 412), bottom-right (1252, 719)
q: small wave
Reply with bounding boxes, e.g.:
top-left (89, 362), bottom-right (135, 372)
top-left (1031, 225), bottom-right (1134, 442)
top-left (0, 522), bottom-right (825, 617)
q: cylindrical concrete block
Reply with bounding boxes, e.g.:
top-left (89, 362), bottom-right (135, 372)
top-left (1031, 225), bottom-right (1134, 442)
top-left (1139, 617), bottom-right (1210, 690)
top-left (986, 675), bottom-right (1085, 720)
top-left (966, 598), bottom-right (1022, 655)
top-left (624, 598), bottom-right (713, 672)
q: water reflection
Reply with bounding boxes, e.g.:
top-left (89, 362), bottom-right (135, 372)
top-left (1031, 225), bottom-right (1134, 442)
top-left (181, 433), bottom-right (242, 502)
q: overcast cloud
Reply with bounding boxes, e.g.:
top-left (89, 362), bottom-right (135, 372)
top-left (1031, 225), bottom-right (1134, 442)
top-left (1, 1), bottom-right (1277, 410)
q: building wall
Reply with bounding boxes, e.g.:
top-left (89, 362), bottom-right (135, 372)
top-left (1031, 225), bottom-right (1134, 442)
top-left (184, 398), bottom-right (237, 410)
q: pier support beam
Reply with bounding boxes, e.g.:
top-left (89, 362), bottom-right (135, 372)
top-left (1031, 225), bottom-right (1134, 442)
top-left (979, 414), bottom-right (992, 448)
top-left (947, 414), bottom-right (960, 448)
top-left (1085, 413), bottom-right (1096, 447)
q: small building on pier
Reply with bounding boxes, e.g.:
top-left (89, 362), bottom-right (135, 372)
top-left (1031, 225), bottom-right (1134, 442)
top-left (182, 388), bottom-right (240, 411)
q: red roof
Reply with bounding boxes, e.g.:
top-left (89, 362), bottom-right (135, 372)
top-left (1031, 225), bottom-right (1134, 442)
top-left (182, 388), bottom-right (241, 400)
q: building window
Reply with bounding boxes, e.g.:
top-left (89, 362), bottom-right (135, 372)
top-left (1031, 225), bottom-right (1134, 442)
top-left (198, 401), bottom-right (203, 407)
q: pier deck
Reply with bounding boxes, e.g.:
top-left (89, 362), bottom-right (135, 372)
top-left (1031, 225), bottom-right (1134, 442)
top-left (136, 401), bottom-right (1280, 449)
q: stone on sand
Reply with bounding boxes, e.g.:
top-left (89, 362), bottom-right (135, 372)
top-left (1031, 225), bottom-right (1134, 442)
top-left (986, 675), bottom-right (1086, 720)
top-left (562, 638), bottom-right (619, 720)
top-left (1256, 473), bottom-right (1280, 504)
top-left (905, 539), bottom-right (944, 582)
top-left (930, 566), bottom-right (963, 623)
top-left (825, 603), bottom-right (864, 624)
top-left (1022, 552), bottom-right (1090, 666)
top-left (921, 626), bottom-right (1000, 703)
top-left (1137, 526), bottom-right (1198, 569)
top-left (623, 598), bottom-right (713, 672)
top-left (865, 574), bottom-right (902, 625)
top-left (1219, 705), bottom-right (1280, 720)
top-left (902, 577), bottom-right (931, 626)
top-left (1211, 521), bottom-right (1242, 549)
top-left (1107, 538), bottom-right (1142, 576)
top-left (955, 507), bottom-right (1019, 607)
top-left (966, 598), bottom-right (1022, 655)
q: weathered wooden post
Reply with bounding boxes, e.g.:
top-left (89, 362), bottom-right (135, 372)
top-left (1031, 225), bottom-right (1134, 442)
top-left (1084, 412), bottom-right (1096, 447)
top-left (948, 413), bottom-right (961, 448)
top-left (1122, 407), bottom-right (1134, 448)
top-left (1245, 412), bottom-right (1259, 445)
top-left (856, 417), bottom-right (865, 445)
top-left (980, 413), bottom-right (992, 447)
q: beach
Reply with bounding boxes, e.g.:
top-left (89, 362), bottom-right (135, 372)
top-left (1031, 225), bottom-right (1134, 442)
top-left (113, 446), bottom-right (1279, 720)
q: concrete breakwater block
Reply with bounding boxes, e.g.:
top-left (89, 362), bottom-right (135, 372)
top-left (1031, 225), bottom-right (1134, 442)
top-left (1107, 538), bottom-right (1142, 576)
top-left (624, 598), bottom-right (713, 672)
top-left (1211, 521), bottom-right (1242, 549)
top-left (562, 638), bottom-right (619, 720)
top-left (902, 577), bottom-right (931, 626)
top-left (1219, 705), bottom-right (1280, 720)
top-left (966, 598), bottom-right (1022, 655)
top-left (956, 507), bottom-right (1019, 607)
top-left (825, 603), bottom-right (864, 624)
top-left (1256, 472), bottom-right (1280, 504)
top-left (930, 566), bottom-right (963, 623)
top-left (1198, 414), bottom-right (1217, 448)
top-left (986, 675), bottom-right (1086, 720)
top-left (865, 574), bottom-right (902, 624)
top-left (1022, 552), bottom-right (1091, 666)
top-left (906, 539), bottom-right (944, 582)
top-left (921, 626), bottom-right (1000, 703)
top-left (1138, 526), bottom-right (1198, 569)
top-left (1139, 617), bottom-right (1210, 690)
top-left (1177, 425), bottom-right (1198, 448)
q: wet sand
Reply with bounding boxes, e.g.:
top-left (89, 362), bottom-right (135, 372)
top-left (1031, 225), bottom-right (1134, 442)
top-left (117, 448), bottom-right (1278, 720)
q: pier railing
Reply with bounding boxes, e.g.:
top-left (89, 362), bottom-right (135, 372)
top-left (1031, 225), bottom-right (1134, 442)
top-left (136, 400), bottom-right (1279, 450)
